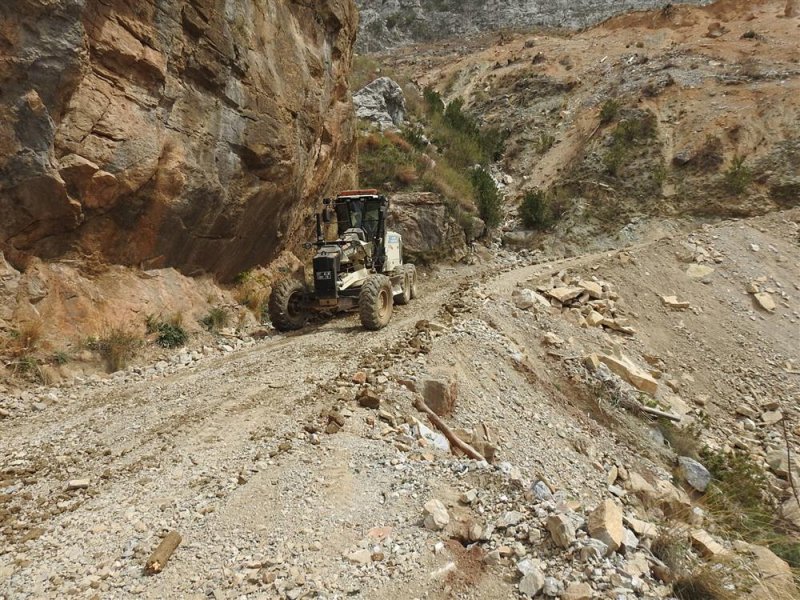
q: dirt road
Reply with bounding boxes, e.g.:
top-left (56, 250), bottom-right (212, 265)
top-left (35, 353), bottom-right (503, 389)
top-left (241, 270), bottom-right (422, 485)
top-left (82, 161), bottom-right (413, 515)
top-left (2, 209), bottom-right (799, 599)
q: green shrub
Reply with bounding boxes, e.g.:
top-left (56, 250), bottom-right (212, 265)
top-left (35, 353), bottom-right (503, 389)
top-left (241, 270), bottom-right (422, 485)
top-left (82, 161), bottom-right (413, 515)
top-left (603, 144), bottom-right (627, 176)
top-left (201, 307), bottom-right (230, 333)
top-left (519, 189), bottom-right (552, 229)
top-left (723, 155), bottom-right (752, 195)
top-left (155, 323), bottom-right (187, 348)
top-left (423, 87), bottom-right (445, 114)
top-left (600, 99), bottom-right (620, 124)
top-left (146, 314), bottom-right (189, 349)
top-left (52, 350), bottom-right (70, 365)
top-left (534, 132), bottom-right (556, 154)
top-left (471, 167), bottom-right (502, 228)
top-left (603, 112), bottom-right (657, 176)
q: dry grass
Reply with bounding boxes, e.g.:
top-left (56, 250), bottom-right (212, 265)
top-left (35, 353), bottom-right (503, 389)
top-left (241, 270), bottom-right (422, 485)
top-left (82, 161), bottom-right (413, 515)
top-left (89, 326), bottom-right (142, 372)
top-left (672, 566), bottom-right (734, 600)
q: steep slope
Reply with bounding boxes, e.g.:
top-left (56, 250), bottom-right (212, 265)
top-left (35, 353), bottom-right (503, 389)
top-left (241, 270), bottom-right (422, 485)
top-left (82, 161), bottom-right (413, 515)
top-left (356, 0), bottom-right (712, 51)
top-left (377, 0), bottom-right (800, 251)
top-left (0, 0), bottom-right (357, 281)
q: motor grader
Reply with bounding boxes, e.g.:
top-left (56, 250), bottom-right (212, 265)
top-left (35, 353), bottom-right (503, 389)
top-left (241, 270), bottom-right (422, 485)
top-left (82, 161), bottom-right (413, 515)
top-left (268, 190), bottom-right (418, 331)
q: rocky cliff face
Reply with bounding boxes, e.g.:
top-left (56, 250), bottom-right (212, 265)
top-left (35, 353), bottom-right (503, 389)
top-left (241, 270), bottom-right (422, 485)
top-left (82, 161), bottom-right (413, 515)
top-left (0, 0), bottom-right (357, 281)
top-left (356, 0), bottom-right (710, 51)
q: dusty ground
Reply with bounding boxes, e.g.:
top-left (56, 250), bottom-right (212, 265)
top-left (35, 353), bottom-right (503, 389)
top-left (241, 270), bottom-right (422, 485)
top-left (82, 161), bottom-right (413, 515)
top-left (1, 208), bottom-right (798, 599)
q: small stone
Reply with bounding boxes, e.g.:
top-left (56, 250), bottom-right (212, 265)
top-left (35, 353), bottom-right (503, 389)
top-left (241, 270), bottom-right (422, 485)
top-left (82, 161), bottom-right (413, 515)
top-left (356, 388), bottom-right (381, 409)
top-left (546, 514), bottom-right (576, 549)
top-left (67, 479), bottom-right (90, 490)
top-left (547, 286), bottom-right (584, 303)
top-left (542, 332), bottom-right (565, 346)
top-left (347, 549), bottom-right (372, 564)
top-left (598, 354), bottom-right (658, 396)
top-left (686, 264), bottom-right (714, 279)
top-left (762, 410), bottom-right (784, 426)
top-left (754, 292), bottom-right (776, 312)
top-left (421, 377), bottom-right (458, 416)
top-left (352, 372), bottom-right (367, 384)
top-left (532, 480), bottom-right (554, 501)
top-left (519, 570), bottom-right (545, 597)
top-left (677, 456), bottom-right (711, 492)
top-left (562, 582), bottom-right (593, 600)
top-left (423, 499), bottom-right (449, 531)
top-left (460, 489), bottom-right (478, 504)
top-left (661, 295), bottom-right (690, 309)
top-left (497, 511), bottom-right (524, 528)
top-left (542, 577), bottom-right (563, 597)
top-left (578, 280), bottom-right (603, 299)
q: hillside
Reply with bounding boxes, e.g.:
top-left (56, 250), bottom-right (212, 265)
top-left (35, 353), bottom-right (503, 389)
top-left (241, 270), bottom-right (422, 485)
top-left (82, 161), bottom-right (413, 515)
top-left (374, 0), bottom-right (800, 254)
top-left (355, 0), bottom-right (712, 51)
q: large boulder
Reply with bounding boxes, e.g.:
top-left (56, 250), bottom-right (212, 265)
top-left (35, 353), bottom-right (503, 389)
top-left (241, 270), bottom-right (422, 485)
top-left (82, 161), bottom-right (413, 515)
top-left (353, 77), bottom-right (406, 130)
top-left (387, 192), bottom-right (476, 260)
top-left (0, 0), bottom-right (358, 281)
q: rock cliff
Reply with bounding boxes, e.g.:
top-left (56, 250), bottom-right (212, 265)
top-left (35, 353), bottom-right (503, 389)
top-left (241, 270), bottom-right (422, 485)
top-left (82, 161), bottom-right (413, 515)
top-left (356, 0), bottom-right (710, 51)
top-left (0, 0), bottom-right (357, 281)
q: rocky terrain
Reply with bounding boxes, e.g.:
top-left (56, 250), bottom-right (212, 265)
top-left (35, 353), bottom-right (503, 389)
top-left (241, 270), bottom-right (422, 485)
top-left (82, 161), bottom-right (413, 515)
top-left (0, 0), bottom-right (357, 281)
top-left (2, 0), bottom-right (800, 598)
top-left (1, 208), bottom-right (799, 599)
top-left (355, 0), bottom-right (712, 51)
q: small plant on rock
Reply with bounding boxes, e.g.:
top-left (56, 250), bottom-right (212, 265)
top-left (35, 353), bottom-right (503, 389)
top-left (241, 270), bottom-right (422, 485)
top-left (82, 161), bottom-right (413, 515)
top-left (534, 132), bottom-right (556, 154)
top-left (723, 155), bottom-right (752, 195)
top-left (600, 99), bottom-right (621, 124)
top-left (201, 307), bottom-right (230, 333)
top-left (146, 314), bottom-right (188, 349)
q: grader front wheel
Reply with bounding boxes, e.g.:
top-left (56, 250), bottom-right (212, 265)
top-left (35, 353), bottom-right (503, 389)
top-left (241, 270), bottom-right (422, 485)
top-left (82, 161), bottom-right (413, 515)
top-left (359, 275), bottom-right (394, 330)
top-left (268, 279), bottom-right (309, 332)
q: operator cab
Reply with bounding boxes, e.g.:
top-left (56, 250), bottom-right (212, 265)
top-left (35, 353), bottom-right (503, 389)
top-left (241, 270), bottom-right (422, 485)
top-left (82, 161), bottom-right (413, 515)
top-left (323, 189), bottom-right (390, 271)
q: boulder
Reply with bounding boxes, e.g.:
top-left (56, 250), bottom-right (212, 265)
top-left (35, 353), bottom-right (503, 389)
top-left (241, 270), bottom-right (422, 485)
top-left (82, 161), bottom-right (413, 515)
top-left (677, 456), bottom-right (711, 493)
top-left (587, 500), bottom-right (625, 554)
top-left (598, 354), bottom-right (659, 396)
top-left (423, 499), bottom-right (450, 531)
top-left (690, 529), bottom-right (729, 558)
top-left (386, 193), bottom-right (469, 259)
top-left (353, 77), bottom-right (406, 129)
top-left (421, 376), bottom-right (458, 416)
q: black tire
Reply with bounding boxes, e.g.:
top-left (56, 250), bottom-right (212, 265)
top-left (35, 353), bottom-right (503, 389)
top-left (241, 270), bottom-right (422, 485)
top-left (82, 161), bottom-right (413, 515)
top-left (406, 264), bottom-right (419, 299)
top-left (395, 268), bottom-right (412, 305)
top-left (268, 279), bottom-right (309, 331)
top-left (359, 275), bottom-right (394, 330)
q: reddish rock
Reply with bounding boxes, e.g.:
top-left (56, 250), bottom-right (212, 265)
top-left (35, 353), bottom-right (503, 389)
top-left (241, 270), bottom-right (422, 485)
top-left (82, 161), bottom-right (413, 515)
top-left (0, 0), bottom-right (358, 281)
